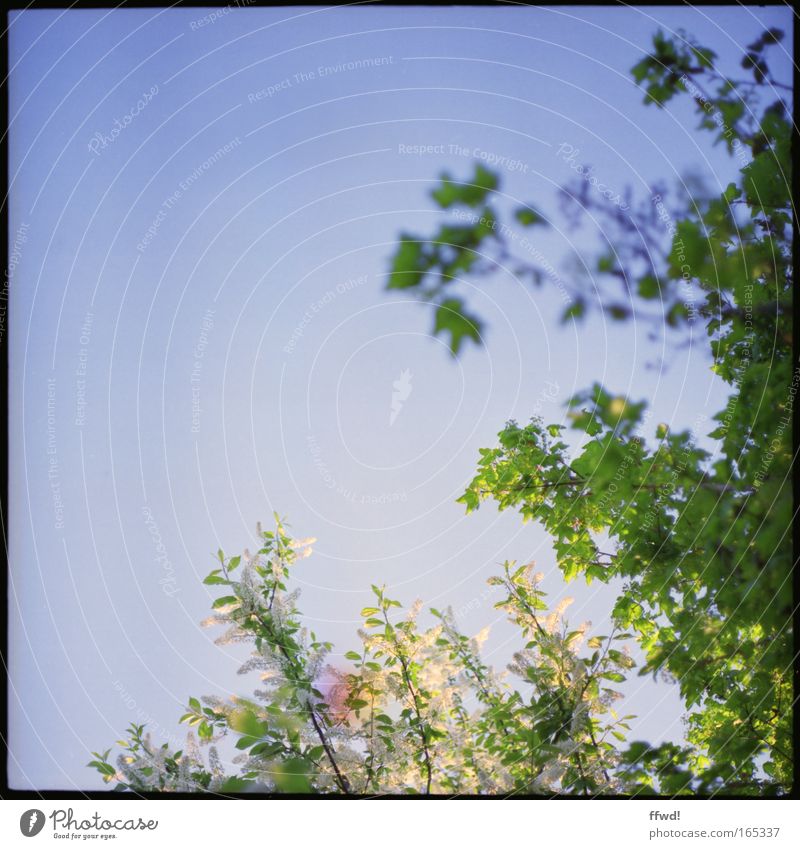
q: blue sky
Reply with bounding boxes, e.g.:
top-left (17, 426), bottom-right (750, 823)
top-left (7, 5), bottom-right (792, 789)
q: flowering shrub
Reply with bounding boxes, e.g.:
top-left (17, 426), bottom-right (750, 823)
top-left (90, 517), bottom-right (642, 795)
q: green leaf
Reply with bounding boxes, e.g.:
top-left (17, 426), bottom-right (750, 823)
top-left (723, 182), bottom-right (741, 203)
top-left (514, 205), bottom-right (545, 227)
top-left (637, 275), bottom-right (660, 299)
top-left (388, 237), bottom-right (427, 290)
top-left (433, 298), bottom-right (483, 356)
top-left (203, 573), bottom-right (227, 585)
top-left (229, 709), bottom-right (267, 739)
top-left (219, 776), bottom-right (255, 793)
top-left (562, 299), bottom-right (585, 321)
top-left (431, 164), bottom-right (499, 209)
top-left (273, 758), bottom-right (314, 793)
top-left (631, 57), bottom-right (652, 84)
top-left (602, 671), bottom-right (626, 683)
top-left (742, 149), bottom-right (788, 209)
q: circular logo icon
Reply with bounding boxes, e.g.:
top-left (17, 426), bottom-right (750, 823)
top-left (20, 809), bottom-right (46, 837)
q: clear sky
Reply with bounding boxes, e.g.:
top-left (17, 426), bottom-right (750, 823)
top-left (7, 4), bottom-right (792, 789)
